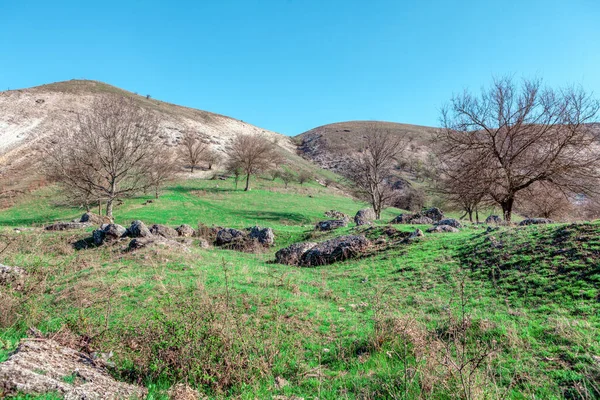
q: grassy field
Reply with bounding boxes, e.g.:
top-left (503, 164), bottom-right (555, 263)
top-left (0, 176), bottom-right (599, 399)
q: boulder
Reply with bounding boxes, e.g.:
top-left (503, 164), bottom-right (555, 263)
top-left (127, 220), bottom-right (152, 238)
top-left (324, 210), bottom-right (349, 220)
top-left (248, 226), bottom-right (275, 246)
top-left (519, 218), bottom-right (553, 226)
top-left (215, 228), bottom-right (247, 246)
top-left (427, 225), bottom-right (459, 233)
top-left (354, 208), bottom-right (376, 226)
top-left (301, 235), bottom-right (371, 266)
top-left (315, 219), bottom-right (348, 231)
top-left (0, 264), bottom-right (26, 290)
top-left (0, 338), bottom-right (145, 399)
top-left (92, 224), bottom-right (127, 246)
top-left (409, 216), bottom-right (434, 225)
top-left (149, 224), bottom-right (178, 238)
top-left (423, 207), bottom-right (444, 222)
top-left (390, 213), bottom-right (418, 224)
top-left (128, 237), bottom-right (183, 251)
top-left (434, 218), bottom-right (462, 228)
top-left (485, 215), bottom-right (502, 224)
top-left (176, 224), bottom-right (196, 237)
top-left (80, 212), bottom-right (110, 225)
top-left (45, 222), bottom-right (91, 231)
top-left (275, 242), bottom-right (317, 265)
top-left (408, 229), bottom-right (425, 239)
top-left (198, 238), bottom-right (210, 249)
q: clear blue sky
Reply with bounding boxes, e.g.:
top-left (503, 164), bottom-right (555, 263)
top-left (1, 1), bottom-right (599, 135)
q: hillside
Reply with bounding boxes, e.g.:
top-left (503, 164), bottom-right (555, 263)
top-left (295, 121), bottom-right (438, 175)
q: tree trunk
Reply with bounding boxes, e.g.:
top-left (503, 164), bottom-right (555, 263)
top-left (501, 197), bottom-right (514, 222)
top-left (475, 208), bottom-right (480, 224)
top-left (98, 202), bottom-right (102, 216)
top-left (190, 165), bottom-right (195, 173)
top-left (106, 198), bottom-right (114, 219)
top-left (244, 173), bottom-right (251, 191)
top-left (155, 186), bottom-right (160, 199)
top-left (467, 209), bottom-right (473, 222)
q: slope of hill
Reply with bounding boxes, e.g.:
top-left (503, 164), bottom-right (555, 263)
top-left (295, 120), bottom-right (438, 174)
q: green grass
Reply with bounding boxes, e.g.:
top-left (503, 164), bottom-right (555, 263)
top-left (0, 177), bottom-right (599, 399)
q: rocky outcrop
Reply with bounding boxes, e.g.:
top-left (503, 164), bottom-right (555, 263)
top-left (409, 216), bottom-right (434, 225)
top-left (176, 224), bottom-right (196, 237)
top-left (215, 228), bottom-right (247, 246)
top-left (408, 229), bottom-right (425, 239)
top-left (434, 218), bottom-right (462, 228)
top-left (45, 222), bottom-right (91, 231)
top-left (422, 207), bottom-right (444, 222)
top-left (519, 218), bottom-right (553, 226)
top-left (324, 210), bottom-right (349, 220)
top-left (0, 338), bottom-right (145, 399)
top-left (0, 264), bottom-right (26, 290)
top-left (485, 215), bottom-right (502, 224)
top-left (275, 242), bottom-right (317, 265)
top-left (126, 220), bottom-right (152, 238)
top-left (301, 235), bottom-right (371, 266)
top-left (427, 225), bottom-right (459, 233)
top-left (149, 224), bottom-right (178, 238)
top-left (248, 226), bottom-right (275, 246)
top-left (128, 237), bottom-right (184, 251)
top-left (92, 224), bottom-right (127, 246)
top-left (354, 209), bottom-right (376, 226)
top-left (80, 212), bottom-right (111, 225)
top-left (315, 219), bottom-right (348, 231)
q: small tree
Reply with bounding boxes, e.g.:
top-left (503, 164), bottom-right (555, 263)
top-left (297, 170), bottom-right (313, 186)
top-left (205, 149), bottom-right (220, 170)
top-left (145, 148), bottom-right (178, 199)
top-left (226, 134), bottom-right (281, 191)
top-left (346, 123), bottom-right (407, 219)
top-left (517, 181), bottom-right (574, 220)
top-left (44, 96), bottom-right (161, 218)
top-left (280, 169), bottom-right (294, 188)
top-left (179, 132), bottom-right (208, 173)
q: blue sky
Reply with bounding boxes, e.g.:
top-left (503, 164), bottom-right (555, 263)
top-left (1, 1), bottom-right (599, 135)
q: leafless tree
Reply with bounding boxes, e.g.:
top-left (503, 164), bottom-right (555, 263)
top-left (438, 77), bottom-right (600, 222)
top-left (226, 134), bottom-right (281, 191)
top-left (145, 148), bottom-right (178, 199)
top-left (516, 181), bottom-right (574, 220)
top-left (346, 123), bottom-right (407, 219)
top-left (43, 95), bottom-right (161, 218)
top-left (297, 170), bottom-right (313, 186)
top-left (205, 149), bottom-right (220, 170)
top-left (179, 132), bottom-right (208, 173)
top-left (280, 169), bottom-right (294, 188)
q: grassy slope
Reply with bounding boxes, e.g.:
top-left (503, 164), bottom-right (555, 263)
top-left (0, 177), bottom-right (599, 399)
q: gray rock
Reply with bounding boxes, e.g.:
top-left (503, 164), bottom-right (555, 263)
top-left (0, 264), bottom-right (26, 290)
top-left (80, 212), bottom-right (109, 225)
top-left (427, 225), bottom-right (459, 233)
top-left (0, 339), bottom-right (145, 399)
top-left (485, 215), bottom-right (502, 224)
top-left (423, 207), bottom-right (444, 222)
top-left (301, 235), bottom-right (371, 266)
top-left (198, 238), bottom-right (210, 249)
top-left (435, 218), bottom-right (462, 228)
top-left (128, 237), bottom-right (183, 251)
top-left (324, 210), bottom-right (349, 220)
top-left (149, 224), bottom-right (178, 238)
top-left (176, 224), bottom-right (196, 237)
top-left (409, 229), bottom-right (424, 239)
top-left (519, 218), bottom-right (553, 226)
top-left (390, 213), bottom-right (418, 224)
top-left (275, 242), bottom-right (317, 265)
top-left (127, 220), bottom-right (152, 238)
top-left (92, 224), bottom-right (126, 246)
top-left (45, 222), bottom-right (91, 231)
top-left (215, 228), bottom-right (247, 246)
top-left (315, 219), bottom-right (348, 231)
top-left (248, 226), bottom-right (275, 246)
top-left (354, 208), bottom-right (376, 226)
top-left (409, 216), bottom-right (434, 225)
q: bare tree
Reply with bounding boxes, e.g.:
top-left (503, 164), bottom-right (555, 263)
top-left (145, 148), bottom-right (178, 199)
top-left (517, 181), bottom-right (574, 220)
top-left (280, 169), bottom-right (294, 188)
top-left (226, 134), bottom-right (281, 191)
top-left (43, 96), bottom-right (161, 218)
top-left (179, 132), bottom-right (208, 173)
top-left (205, 149), bottom-right (220, 170)
top-left (297, 170), bottom-right (313, 186)
top-left (438, 77), bottom-right (600, 222)
top-left (346, 123), bottom-right (407, 219)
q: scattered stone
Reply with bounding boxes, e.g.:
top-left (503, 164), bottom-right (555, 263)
top-left (198, 238), bottom-right (210, 249)
top-left (128, 237), bottom-right (183, 251)
top-left (427, 225), bottom-right (459, 233)
top-left (0, 338), bottom-right (145, 399)
top-left (409, 216), bottom-right (434, 225)
top-left (390, 213), bottom-right (417, 224)
top-left (354, 208), bottom-right (376, 226)
top-left (92, 224), bottom-right (127, 246)
top-left (519, 218), bottom-right (553, 226)
top-left (248, 226), bottom-right (275, 246)
top-left (423, 207), bottom-right (444, 222)
top-left (45, 222), bottom-right (91, 231)
top-left (168, 383), bottom-right (204, 400)
top-left (374, 237), bottom-right (387, 245)
top-left (0, 264), bottom-right (26, 290)
top-left (301, 235), bottom-right (371, 266)
top-left (127, 220), bottom-right (152, 238)
top-left (150, 224), bottom-right (178, 238)
top-left (80, 212), bottom-right (110, 225)
top-left (314, 219), bottom-right (347, 231)
top-left (176, 224), bottom-right (196, 237)
top-left (324, 210), bottom-right (349, 220)
top-left (275, 242), bottom-right (317, 265)
top-left (485, 215), bottom-right (502, 224)
top-left (434, 218), bottom-right (462, 228)
top-left (215, 228), bottom-right (247, 246)
top-left (408, 229), bottom-right (424, 239)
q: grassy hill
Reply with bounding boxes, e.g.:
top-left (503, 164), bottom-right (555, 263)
top-left (1, 175), bottom-right (599, 399)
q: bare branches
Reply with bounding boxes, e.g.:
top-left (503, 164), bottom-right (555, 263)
top-left (178, 132), bottom-right (209, 173)
top-left (226, 134), bottom-right (281, 191)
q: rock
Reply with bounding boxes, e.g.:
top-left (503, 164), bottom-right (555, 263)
top-left (168, 383), bottom-right (203, 400)
top-left (198, 238), bottom-right (210, 249)
top-left (128, 237), bottom-right (183, 251)
top-left (215, 228), bottom-right (247, 246)
top-left (314, 219), bottom-right (348, 231)
top-left (423, 207), bottom-right (444, 222)
top-left (434, 218), bottom-right (462, 228)
top-left (354, 208), bottom-right (376, 226)
top-left (519, 218), bottom-right (553, 226)
top-left (390, 213), bottom-right (418, 224)
top-left (176, 224), bottom-right (196, 237)
top-left (409, 216), bottom-right (434, 225)
top-left (0, 338), bottom-right (145, 399)
top-left (92, 224), bottom-right (127, 246)
top-left (427, 225), bottom-right (459, 233)
top-left (248, 226), bottom-right (275, 246)
top-left (0, 264), bottom-right (26, 290)
top-left (127, 220), bottom-right (152, 238)
top-left (80, 212), bottom-right (110, 225)
top-left (45, 222), bottom-right (91, 231)
top-left (485, 215), bottom-right (502, 224)
top-left (409, 229), bottom-right (424, 239)
top-left (324, 210), bottom-right (349, 220)
top-left (150, 224), bottom-right (178, 238)
top-left (275, 242), bottom-right (317, 265)
top-left (301, 235), bottom-right (371, 266)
